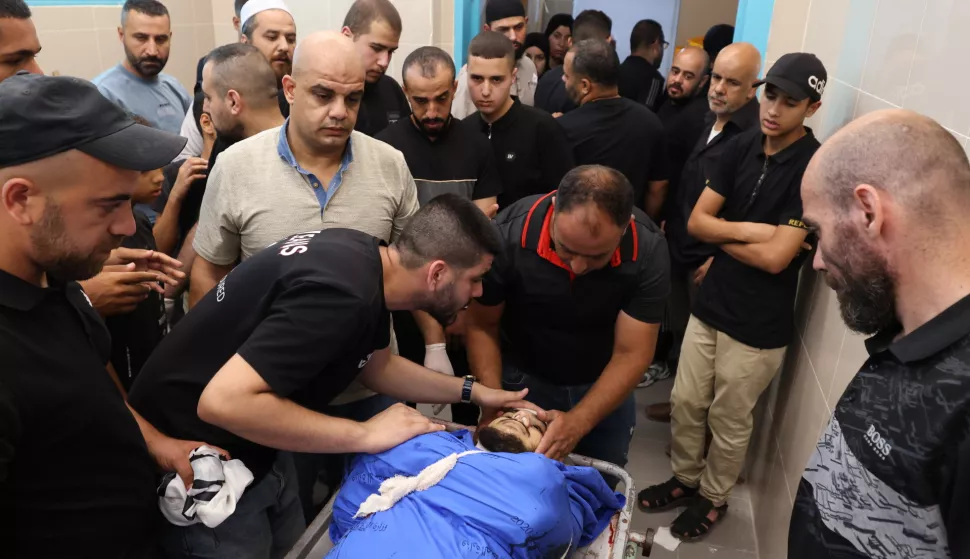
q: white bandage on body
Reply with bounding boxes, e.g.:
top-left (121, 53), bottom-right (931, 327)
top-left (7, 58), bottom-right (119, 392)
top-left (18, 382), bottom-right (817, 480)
top-left (354, 450), bottom-right (483, 519)
top-left (239, 0), bottom-right (293, 27)
top-left (158, 446), bottom-right (254, 528)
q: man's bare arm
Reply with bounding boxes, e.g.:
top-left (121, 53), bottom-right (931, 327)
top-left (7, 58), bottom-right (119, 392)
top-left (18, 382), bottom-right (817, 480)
top-left (645, 180), bottom-right (668, 222)
top-left (465, 301), bottom-right (505, 391)
top-left (688, 187), bottom-right (777, 245)
top-left (720, 225), bottom-right (811, 274)
top-left (188, 256), bottom-right (234, 309)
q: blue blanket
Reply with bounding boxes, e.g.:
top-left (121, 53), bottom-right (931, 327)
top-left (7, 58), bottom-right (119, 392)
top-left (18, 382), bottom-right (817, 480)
top-left (327, 430), bottom-right (624, 558)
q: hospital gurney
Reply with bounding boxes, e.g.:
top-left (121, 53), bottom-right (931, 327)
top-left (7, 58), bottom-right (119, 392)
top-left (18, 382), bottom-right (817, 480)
top-left (285, 420), bottom-right (656, 559)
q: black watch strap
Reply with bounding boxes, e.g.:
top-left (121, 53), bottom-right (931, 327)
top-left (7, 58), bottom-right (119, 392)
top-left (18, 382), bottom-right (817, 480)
top-left (461, 375), bottom-right (476, 404)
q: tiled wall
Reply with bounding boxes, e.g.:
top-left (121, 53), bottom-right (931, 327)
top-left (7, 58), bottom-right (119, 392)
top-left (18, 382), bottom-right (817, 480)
top-left (31, 0), bottom-right (456, 91)
top-left (746, 1), bottom-right (970, 557)
top-left (675, 0), bottom-right (738, 46)
top-left (33, 0), bottom-right (216, 91)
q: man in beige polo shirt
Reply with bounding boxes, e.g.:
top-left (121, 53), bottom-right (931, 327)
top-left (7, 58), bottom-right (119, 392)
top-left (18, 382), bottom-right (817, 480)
top-left (189, 30), bottom-right (420, 521)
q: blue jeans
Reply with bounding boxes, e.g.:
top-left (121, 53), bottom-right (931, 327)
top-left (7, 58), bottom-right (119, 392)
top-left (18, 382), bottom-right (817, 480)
top-left (293, 394), bottom-right (398, 522)
top-left (502, 363), bottom-right (636, 468)
top-left (160, 452), bottom-right (305, 559)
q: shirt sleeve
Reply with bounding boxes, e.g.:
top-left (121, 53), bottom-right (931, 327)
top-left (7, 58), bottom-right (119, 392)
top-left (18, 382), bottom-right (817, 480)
top-left (707, 135), bottom-right (741, 199)
top-left (192, 157), bottom-right (241, 266)
top-left (0, 379), bottom-right (21, 483)
top-left (236, 281), bottom-right (374, 398)
top-left (176, 103), bottom-right (203, 161)
top-left (390, 156), bottom-right (420, 244)
top-left (451, 65), bottom-right (476, 120)
top-left (473, 136), bottom-right (503, 200)
top-left (622, 235), bottom-right (671, 323)
top-left (537, 117), bottom-right (575, 192)
top-left (778, 169), bottom-right (809, 229)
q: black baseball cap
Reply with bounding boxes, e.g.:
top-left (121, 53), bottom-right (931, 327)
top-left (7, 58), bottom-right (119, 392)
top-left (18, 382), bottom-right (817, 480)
top-left (485, 0), bottom-right (525, 25)
top-left (755, 52), bottom-right (827, 103)
top-left (0, 72), bottom-right (187, 170)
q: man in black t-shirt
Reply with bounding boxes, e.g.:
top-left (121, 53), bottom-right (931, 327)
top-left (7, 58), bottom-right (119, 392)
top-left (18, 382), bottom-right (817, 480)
top-left (464, 31), bottom-right (574, 208)
top-left (466, 166), bottom-right (670, 473)
top-left (790, 110), bottom-right (970, 559)
top-left (558, 39), bottom-right (668, 221)
top-left (341, 0), bottom-right (410, 137)
top-left (377, 46), bottom-right (502, 425)
top-left (0, 73), bottom-right (200, 558)
top-left (638, 53), bottom-right (825, 540)
top-left (618, 19), bottom-right (666, 112)
top-left (536, 9), bottom-right (612, 116)
top-left (129, 195), bottom-right (537, 557)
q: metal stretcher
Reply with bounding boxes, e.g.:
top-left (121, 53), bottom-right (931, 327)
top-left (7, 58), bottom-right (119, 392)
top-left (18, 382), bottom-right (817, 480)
top-left (285, 420), bottom-right (655, 559)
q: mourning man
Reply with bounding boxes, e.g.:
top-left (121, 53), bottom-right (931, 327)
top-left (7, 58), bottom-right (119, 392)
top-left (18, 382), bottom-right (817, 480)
top-left (535, 9), bottom-right (611, 116)
top-left (618, 19), bottom-right (667, 111)
top-left (0, 0), bottom-right (40, 81)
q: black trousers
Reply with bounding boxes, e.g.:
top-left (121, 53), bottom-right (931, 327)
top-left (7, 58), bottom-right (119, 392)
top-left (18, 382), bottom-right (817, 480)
top-left (393, 310), bottom-right (480, 426)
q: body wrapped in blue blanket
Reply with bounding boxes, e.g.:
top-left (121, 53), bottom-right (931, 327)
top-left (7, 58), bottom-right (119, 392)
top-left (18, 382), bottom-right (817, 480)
top-left (328, 428), bottom-right (624, 558)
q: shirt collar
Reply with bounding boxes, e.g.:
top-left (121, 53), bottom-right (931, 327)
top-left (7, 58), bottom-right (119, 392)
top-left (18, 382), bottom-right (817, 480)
top-left (277, 119), bottom-right (354, 173)
top-left (0, 268), bottom-right (52, 311)
top-left (758, 127), bottom-right (817, 164)
top-left (482, 99), bottom-right (521, 132)
top-left (865, 293), bottom-right (970, 363)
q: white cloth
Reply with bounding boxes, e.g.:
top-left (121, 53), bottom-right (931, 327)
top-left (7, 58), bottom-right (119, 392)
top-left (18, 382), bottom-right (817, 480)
top-left (175, 100), bottom-right (204, 162)
top-left (158, 445), bottom-right (254, 528)
top-left (240, 0), bottom-right (293, 27)
top-left (707, 126), bottom-right (721, 144)
top-left (353, 450), bottom-right (483, 519)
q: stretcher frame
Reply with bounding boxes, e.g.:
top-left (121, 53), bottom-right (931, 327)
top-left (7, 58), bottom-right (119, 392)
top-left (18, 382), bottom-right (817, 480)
top-left (285, 420), bottom-right (655, 559)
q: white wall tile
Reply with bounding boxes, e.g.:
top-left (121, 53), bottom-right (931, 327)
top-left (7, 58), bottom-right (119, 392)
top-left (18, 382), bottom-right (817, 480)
top-left (859, 0), bottom-right (926, 107)
top-left (211, 0), bottom-right (235, 25)
top-left (290, 0), bottom-right (333, 36)
top-left (193, 0), bottom-right (214, 25)
top-left (32, 6), bottom-right (95, 31)
top-left (802, 0), bottom-right (848, 79)
top-left (828, 331), bottom-right (868, 405)
top-left (854, 89), bottom-right (898, 118)
top-left (93, 6), bottom-right (121, 30)
top-left (395, 0), bottom-right (435, 45)
top-left (164, 0), bottom-right (194, 28)
top-left (802, 285), bottom-right (846, 404)
top-left (812, 79), bottom-right (859, 141)
top-left (765, 0), bottom-right (810, 62)
top-left (903, 0), bottom-right (970, 136)
top-left (37, 29), bottom-right (104, 80)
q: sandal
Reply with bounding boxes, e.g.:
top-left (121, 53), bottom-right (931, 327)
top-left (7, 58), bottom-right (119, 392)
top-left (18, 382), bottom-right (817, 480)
top-left (670, 496), bottom-right (728, 540)
top-left (637, 477), bottom-right (698, 512)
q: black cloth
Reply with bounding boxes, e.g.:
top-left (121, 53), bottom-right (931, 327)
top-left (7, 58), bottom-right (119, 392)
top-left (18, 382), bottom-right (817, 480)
top-left (376, 116), bottom-right (502, 205)
top-left (0, 271), bottom-right (159, 558)
top-left (618, 56), bottom-right (665, 112)
top-left (477, 193), bottom-right (670, 386)
top-left (176, 135), bottom-right (233, 243)
top-left (355, 74), bottom-right (410, 137)
top-left (194, 55), bottom-right (290, 118)
top-left (692, 127), bottom-right (820, 349)
top-left (465, 100), bottom-right (575, 208)
top-left (558, 97), bottom-right (668, 210)
top-left (105, 209), bottom-right (167, 391)
top-left (656, 94), bottom-right (711, 220)
top-left (129, 229), bottom-right (391, 482)
top-left (665, 98), bottom-right (760, 268)
top-left (534, 66), bottom-right (577, 115)
top-left (789, 294), bottom-right (970, 559)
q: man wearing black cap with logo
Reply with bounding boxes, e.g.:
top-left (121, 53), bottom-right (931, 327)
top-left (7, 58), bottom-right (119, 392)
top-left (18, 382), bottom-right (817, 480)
top-left (638, 53), bottom-right (825, 539)
top-left (0, 73), bottom-right (220, 557)
top-left (452, 0), bottom-right (538, 120)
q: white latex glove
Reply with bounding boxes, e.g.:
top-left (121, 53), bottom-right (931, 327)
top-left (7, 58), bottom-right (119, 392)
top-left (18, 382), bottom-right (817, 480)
top-left (424, 343), bottom-right (455, 376)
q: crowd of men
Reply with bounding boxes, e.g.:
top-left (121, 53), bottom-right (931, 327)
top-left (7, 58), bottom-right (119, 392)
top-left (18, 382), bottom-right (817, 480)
top-left (0, 0), bottom-right (967, 558)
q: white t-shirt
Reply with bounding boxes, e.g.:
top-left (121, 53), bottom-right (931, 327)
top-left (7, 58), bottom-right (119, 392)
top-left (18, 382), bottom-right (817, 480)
top-left (708, 126), bottom-right (722, 144)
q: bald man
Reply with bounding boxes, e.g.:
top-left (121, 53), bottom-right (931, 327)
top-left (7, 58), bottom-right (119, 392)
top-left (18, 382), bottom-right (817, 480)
top-left (643, 42), bottom-right (762, 408)
top-left (789, 110), bottom-right (970, 559)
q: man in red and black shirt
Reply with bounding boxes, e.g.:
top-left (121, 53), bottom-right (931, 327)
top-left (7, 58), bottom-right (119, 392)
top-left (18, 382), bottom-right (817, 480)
top-left (466, 165), bottom-right (670, 470)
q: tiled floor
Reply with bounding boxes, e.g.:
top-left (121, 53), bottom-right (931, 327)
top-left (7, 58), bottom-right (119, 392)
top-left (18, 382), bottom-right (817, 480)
top-left (626, 379), bottom-right (760, 559)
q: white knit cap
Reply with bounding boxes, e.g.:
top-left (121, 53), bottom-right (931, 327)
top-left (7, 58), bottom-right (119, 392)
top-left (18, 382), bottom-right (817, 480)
top-left (240, 0), bottom-right (293, 27)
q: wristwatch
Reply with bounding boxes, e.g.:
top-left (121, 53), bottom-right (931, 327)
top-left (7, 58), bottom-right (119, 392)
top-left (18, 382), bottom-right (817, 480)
top-left (461, 375), bottom-right (477, 404)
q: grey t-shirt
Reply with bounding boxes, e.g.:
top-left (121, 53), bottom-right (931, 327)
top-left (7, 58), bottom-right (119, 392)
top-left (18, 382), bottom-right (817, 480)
top-left (93, 65), bottom-right (190, 134)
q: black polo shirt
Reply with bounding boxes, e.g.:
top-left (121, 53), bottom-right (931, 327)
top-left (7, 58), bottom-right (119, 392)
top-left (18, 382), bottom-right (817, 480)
top-left (618, 55), bottom-right (665, 112)
top-left (558, 97), bottom-right (668, 209)
top-left (789, 294), bottom-right (970, 559)
top-left (376, 116), bottom-right (502, 206)
top-left (105, 209), bottom-right (168, 391)
top-left (0, 271), bottom-right (159, 558)
top-left (692, 127), bottom-right (820, 349)
top-left (656, 94), bottom-right (711, 220)
top-left (534, 66), bottom-right (577, 115)
top-left (478, 193), bottom-right (670, 386)
top-left (465, 100), bottom-right (575, 208)
top-left (355, 74), bottom-right (410, 137)
top-left (665, 98), bottom-right (761, 268)
top-left (129, 228), bottom-right (390, 482)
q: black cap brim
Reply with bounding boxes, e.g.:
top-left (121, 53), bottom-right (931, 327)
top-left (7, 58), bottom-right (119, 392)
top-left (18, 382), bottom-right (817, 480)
top-left (754, 76), bottom-right (810, 102)
top-left (76, 123), bottom-right (187, 171)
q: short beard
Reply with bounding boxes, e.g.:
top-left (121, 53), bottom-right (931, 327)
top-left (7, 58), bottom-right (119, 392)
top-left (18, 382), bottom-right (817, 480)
top-left (477, 426), bottom-right (529, 453)
top-left (215, 121), bottom-right (246, 144)
top-left (124, 47), bottom-right (167, 78)
top-left (423, 282), bottom-right (462, 327)
top-left (32, 200), bottom-right (112, 281)
top-left (825, 224), bottom-right (897, 335)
